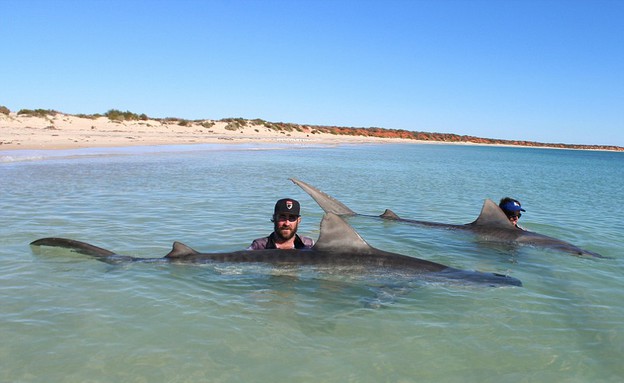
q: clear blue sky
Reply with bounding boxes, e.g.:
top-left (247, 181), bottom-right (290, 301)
top-left (2, 0), bottom-right (622, 146)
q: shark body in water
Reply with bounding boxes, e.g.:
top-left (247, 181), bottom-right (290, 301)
top-left (31, 212), bottom-right (521, 287)
top-left (290, 178), bottom-right (604, 258)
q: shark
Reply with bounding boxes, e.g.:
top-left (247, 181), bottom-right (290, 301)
top-left (30, 212), bottom-right (521, 287)
top-left (290, 178), bottom-right (604, 258)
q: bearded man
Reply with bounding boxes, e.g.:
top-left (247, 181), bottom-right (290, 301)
top-left (247, 198), bottom-right (314, 250)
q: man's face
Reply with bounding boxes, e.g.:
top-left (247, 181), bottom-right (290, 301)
top-left (273, 213), bottom-right (301, 241)
top-left (505, 211), bottom-right (521, 227)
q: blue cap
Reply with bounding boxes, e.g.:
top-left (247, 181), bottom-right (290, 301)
top-left (501, 200), bottom-right (525, 212)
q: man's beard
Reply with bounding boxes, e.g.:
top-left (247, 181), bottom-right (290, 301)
top-left (274, 222), bottom-right (298, 241)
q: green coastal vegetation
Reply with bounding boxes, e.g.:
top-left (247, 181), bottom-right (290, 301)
top-left (2, 105), bottom-right (622, 151)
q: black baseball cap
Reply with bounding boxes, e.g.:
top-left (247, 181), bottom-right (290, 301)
top-left (274, 198), bottom-right (300, 216)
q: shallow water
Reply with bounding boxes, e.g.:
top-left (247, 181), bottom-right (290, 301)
top-left (1, 143), bottom-right (623, 382)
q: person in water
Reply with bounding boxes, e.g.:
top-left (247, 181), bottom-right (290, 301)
top-left (248, 198), bottom-right (315, 250)
top-left (499, 197), bottom-right (526, 230)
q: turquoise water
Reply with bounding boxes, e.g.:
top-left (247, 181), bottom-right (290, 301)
top-left (1, 143), bottom-right (622, 382)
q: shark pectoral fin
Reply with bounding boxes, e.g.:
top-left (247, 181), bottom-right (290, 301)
top-left (380, 209), bottom-right (401, 220)
top-left (469, 199), bottom-right (516, 228)
top-left (289, 178), bottom-right (357, 216)
top-left (165, 241), bottom-right (200, 259)
top-left (313, 213), bottom-right (374, 253)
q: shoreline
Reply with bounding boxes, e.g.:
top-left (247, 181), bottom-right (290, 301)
top-left (0, 112), bottom-right (410, 151)
top-left (1, 112), bottom-right (621, 152)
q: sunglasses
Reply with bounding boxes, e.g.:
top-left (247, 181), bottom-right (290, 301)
top-left (276, 214), bottom-right (299, 222)
top-left (507, 212), bottom-right (522, 219)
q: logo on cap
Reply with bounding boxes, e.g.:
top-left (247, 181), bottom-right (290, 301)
top-left (286, 201), bottom-right (293, 210)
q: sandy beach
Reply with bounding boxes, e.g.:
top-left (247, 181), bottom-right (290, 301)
top-left (3, 111), bottom-right (622, 152)
top-left (0, 112), bottom-right (405, 151)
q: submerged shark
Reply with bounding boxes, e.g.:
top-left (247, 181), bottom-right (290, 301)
top-left (290, 178), bottom-right (604, 258)
top-left (30, 213), bottom-right (521, 287)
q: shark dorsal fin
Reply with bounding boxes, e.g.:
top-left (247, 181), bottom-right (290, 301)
top-left (290, 178), bottom-right (357, 216)
top-left (313, 213), bottom-right (374, 253)
top-left (470, 199), bottom-right (516, 228)
top-left (165, 241), bottom-right (200, 258)
top-left (380, 209), bottom-right (401, 220)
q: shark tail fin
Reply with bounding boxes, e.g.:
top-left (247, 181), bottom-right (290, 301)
top-left (380, 209), bottom-right (401, 220)
top-left (30, 237), bottom-right (117, 258)
top-left (290, 178), bottom-right (357, 216)
top-left (470, 199), bottom-right (516, 227)
top-left (165, 241), bottom-right (200, 259)
top-left (313, 213), bottom-right (374, 253)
